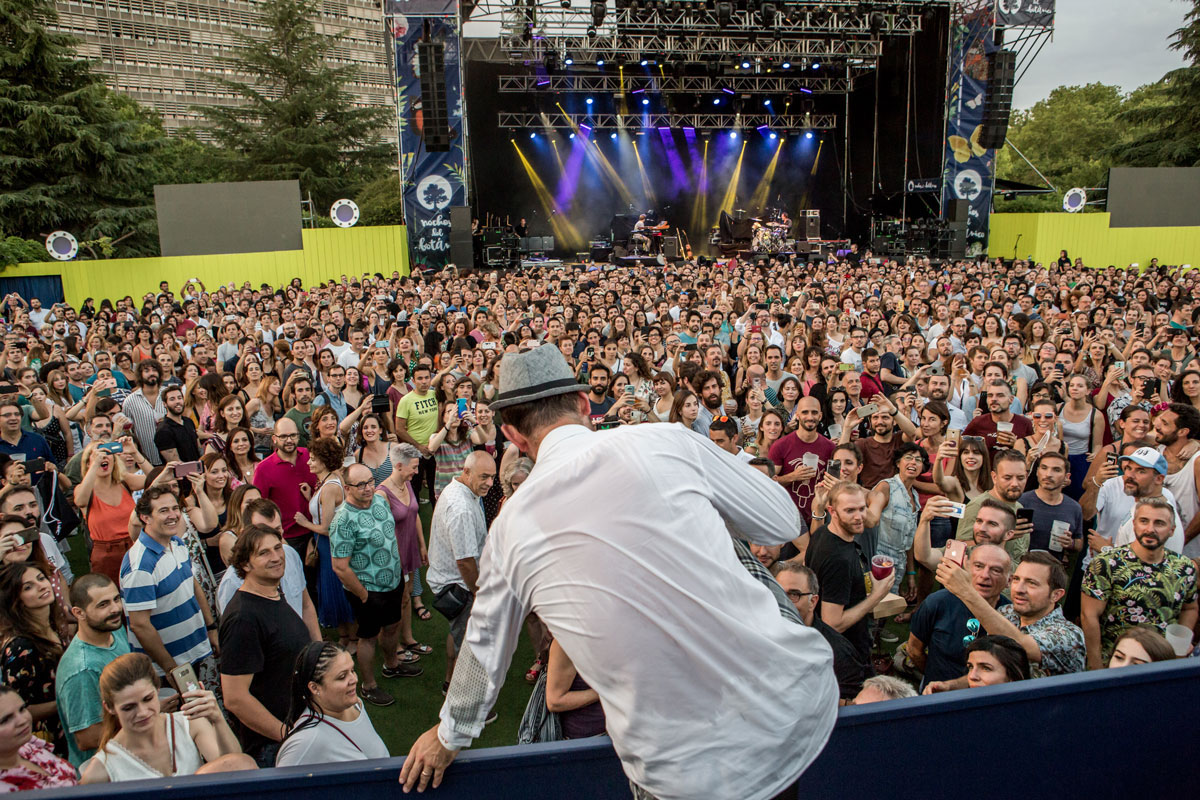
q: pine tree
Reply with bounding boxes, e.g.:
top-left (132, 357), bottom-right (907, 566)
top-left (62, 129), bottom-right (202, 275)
top-left (1108, 0), bottom-right (1200, 166)
top-left (197, 0), bottom-right (395, 208)
top-left (0, 0), bottom-right (159, 255)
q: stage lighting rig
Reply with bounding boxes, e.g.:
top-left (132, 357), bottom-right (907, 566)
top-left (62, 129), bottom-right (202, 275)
top-left (716, 0), bottom-right (733, 27)
top-left (591, 0), bottom-right (606, 27)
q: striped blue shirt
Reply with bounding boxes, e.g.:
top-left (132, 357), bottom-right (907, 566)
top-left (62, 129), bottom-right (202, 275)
top-left (120, 532), bottom-right (211, 673)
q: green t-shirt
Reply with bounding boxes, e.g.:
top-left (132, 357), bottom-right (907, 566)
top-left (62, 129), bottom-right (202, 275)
top-left (328, 495), bottom-right (401, 593)
top-left (395, 390), bottom-right (439, 446)
top-left (55, 627), bottom-right (130, 767)
top-left (284, 407), bottom-right (314, 447)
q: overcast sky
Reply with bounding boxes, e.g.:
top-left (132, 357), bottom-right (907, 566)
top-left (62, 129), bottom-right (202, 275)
top-left (1013, 0), bottom-right (1190, 108)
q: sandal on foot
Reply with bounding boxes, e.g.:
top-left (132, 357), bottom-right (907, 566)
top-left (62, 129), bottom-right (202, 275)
top-left (525, 658), bottom-right (544, 684)
top-left (396, 648), bottom-right (420, 663)
top-left (402, 640), bottom-right (433, 655)
top-left (415, 604), bottom-right (432, 621)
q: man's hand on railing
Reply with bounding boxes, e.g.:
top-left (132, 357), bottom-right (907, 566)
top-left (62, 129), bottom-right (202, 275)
top-left (400, 724), bottom-right (459, 793)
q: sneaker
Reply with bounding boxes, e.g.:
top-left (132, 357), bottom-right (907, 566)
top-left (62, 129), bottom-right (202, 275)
top-left (442, 680), bottom-right (450, 696)
top-left (360, 686), bottom-right (395, 707)
top-left (382, 661), bottom-right (423, 679)
top-left (419, 497), bottom-right (431, 505)
top-left (879, 630), bottom-right (899, 643)
top-left (484, 711), bottom-right (498, 725)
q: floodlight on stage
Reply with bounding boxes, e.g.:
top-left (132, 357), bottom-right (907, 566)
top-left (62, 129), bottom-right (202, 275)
top-left (763, 99), bottom-right (771, 107)
top-left (729, 131), bottom-right (738, 139)
top-left (781, 61), bottom-right (791, 69)
top-left (812, 62), bottom-right (820, 70)
top-left (741, 60), bottom-right (751, 69)
top-left (805, 131), bottom-right (814, 139)
top-left (45, 231), bottom-right (78, 261)
top-left (586, 97), bottom-right (594, 105)
top-left (769, 132), bottom-right (777, 140)
top-left (640, 59), bottom-right (649, 66)
top-left (713, 98), bottom-right (721, 105)
top-left (596, 57), bottom-right (604, 65)
top-left (565, 56), bottom-right (574, 65)
top-left (610, 132), bottom-right (618, 139)
top-left (570, 132), bottom-right (576, 139)
top-left (642, 98), bottom-right (649, 105)
top-left (330, 199), bottom-right (360, 228)
top-left (716, 0), bottom-right (732, 26)
top-left (590, 0), bottom-right (605, 26)
top-left (530, 132), bottom-right (537, 138)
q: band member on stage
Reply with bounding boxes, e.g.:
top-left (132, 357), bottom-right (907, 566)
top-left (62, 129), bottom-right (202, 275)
top-left (631, 214), bottom-right (651, 254)
top-left (515, 218), bottom-right (529, 237)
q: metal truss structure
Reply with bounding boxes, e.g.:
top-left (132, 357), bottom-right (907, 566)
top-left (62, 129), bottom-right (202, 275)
top-left (498, 111), bottom-right (838, 131)
top-left (498, 73), bottom-right (855, 94)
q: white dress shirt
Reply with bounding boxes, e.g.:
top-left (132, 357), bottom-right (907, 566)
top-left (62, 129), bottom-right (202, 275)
top-left (438, 423), bottom-right (837, 800)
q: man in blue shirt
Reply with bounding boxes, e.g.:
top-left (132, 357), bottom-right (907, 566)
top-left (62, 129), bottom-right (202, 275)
top-left (313, 364), bottom-right (350, 421)
top-left (905, 543), bottom-right (1011, 691)
top-left (55, 574), bottom-right (131, 768)
top-left (0, 397), bottom-right (53, 469)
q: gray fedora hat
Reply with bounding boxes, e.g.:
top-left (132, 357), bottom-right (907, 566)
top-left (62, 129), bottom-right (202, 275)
top-left (489, 344), bottom-right (589, 411)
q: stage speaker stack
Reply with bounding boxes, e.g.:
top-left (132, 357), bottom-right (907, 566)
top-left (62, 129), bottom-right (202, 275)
top-left (804, 210), bottom-right (821, 241)
top-left (418, 41), bottom-right (451, 152)
top-left (662, 237), bottom-right (679, 259)
top-left (979, 50), bottom-right (1016, 151)
top-left (945, 199), bottom-right (969, 260)
top-left (449, 206), bottom-right (473, 269)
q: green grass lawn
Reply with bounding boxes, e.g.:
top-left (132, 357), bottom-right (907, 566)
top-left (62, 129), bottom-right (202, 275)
top-left (62, 502), bottom-right (536, 758)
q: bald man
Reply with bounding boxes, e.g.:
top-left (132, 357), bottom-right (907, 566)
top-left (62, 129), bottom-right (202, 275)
top-left (427, 451), bottom-right (498, 689)
top-left (253, 417), bottom-right (318, 550)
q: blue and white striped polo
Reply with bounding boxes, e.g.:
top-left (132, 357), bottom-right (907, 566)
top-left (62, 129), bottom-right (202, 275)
top-left (120, 532), bottom-right (211, 673)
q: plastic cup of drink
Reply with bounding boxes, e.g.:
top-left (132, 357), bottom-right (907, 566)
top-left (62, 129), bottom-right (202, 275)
top-left (996, 421), bottom-right (1014, 434)
top-left (870, 554), bottom-right (894, 581)
top-left (1165, 623), bottom-right (1193, 657)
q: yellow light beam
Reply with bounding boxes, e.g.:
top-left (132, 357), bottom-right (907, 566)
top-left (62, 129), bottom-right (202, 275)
top-left (799, 139), bottom-right (825, 209)
top-left (748, 137), bottom-right (784, 213)
top-left (511, 141), bottom-right (584, 249)
top-left (632, 140), bottom-right (657, 207)
top-left (714, 140), bottom-right (747, 227)
top-left (690, 138), bottom-right (709, 234)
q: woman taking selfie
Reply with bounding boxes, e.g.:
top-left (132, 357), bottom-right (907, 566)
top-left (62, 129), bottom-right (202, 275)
top-left (80, 653), bottom-right (248, 782)
top-left (275, 642), bottom-right (388, 767)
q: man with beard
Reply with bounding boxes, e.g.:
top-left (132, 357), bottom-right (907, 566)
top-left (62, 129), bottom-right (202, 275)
top-left (694, 370), bottom-right (730, 436)
top-left (963, 380), bottom-right (1033, 459)
top-left (1018, 452), bottom-right (1085, 567)
top-left (1108, 447), bottom-right (1186, 553)
top-left (770, 396), bottom-right (835, 523)
top-left (930, 551), bottom-right (1084, 685)
top-left (1082, 496), bottom-right (1198, 668)
top-left (805, 482), bottom-right (895, 668)
top-left (954, 449), bottom-right (1035, 561)
top-left (839, 397), bottom-right (918, 489)
top-left (121, 360), bottom-right (166, 465)
top-left (1154, 404), bottom-right (1200, 557)
top-left (906, 541), bottom-right (1012, 691)
top-left (153, 385), bottom-right (200, 464)
top-left (585, 363), bottom-right (615, 424)
top-left (925, 373), bottom-right (967, 430)
top-left (55, 574), bottom-right (131, 768)
top-left (915, 495), bottom-right (1018, 570)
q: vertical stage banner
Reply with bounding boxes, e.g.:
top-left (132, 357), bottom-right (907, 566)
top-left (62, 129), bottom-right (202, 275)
top-left (942, 4), bottom-right (995, 257)
top-left (386, 0), bottom-right (466, 270)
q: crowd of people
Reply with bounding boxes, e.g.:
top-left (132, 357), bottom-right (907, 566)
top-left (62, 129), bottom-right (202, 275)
top-left (0, 250), bottom-right (1196, 790)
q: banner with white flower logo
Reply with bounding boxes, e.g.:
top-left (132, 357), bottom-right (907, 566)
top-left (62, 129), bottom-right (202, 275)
top-left (386, 1), bottom-right (466, 270)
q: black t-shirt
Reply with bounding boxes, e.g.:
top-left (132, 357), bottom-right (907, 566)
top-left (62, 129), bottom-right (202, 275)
top-left (154, 415), bottom-right (201, 463)
top-left (218, 591), bottom-right (311, 755)
top-left (588, 395), bottom-right (615, 423)
top-left (813, 617), bottom-right (871, 699)
top-left (805, 525), bottom-right (872, 665)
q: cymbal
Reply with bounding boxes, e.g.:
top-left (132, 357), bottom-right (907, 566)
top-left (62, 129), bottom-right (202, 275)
top-left (749, 217), bottom-right (764, 222)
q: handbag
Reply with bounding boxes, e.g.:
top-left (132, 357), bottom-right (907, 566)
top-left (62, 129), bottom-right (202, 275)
top-left (432, 584), bottom-right (472, 619)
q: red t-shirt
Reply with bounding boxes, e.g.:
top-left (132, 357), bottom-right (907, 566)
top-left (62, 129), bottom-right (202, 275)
top-left (963, 413), bottom-right (1034, 458)
top-left (253, 448), bottom-right (318, 539)
top-left (860, 372), bottom-right (886, 400)
top-left (768, 432), bottom-right (836, 523)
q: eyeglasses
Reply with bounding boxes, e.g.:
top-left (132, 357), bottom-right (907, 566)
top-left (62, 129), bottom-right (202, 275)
top-left (273, 433), bottom-right (300, 441)
top-left (962, 617), bottom-right (981, 647)
top-left (346, 479), bottom-right (376, 489)
top-left (785, 590), bottom-right (817, 602)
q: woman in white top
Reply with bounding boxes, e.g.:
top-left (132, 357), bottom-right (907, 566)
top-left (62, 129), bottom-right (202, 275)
top-left (276, 643), bottom-right (388, 767)
top-left (81, 653), bottom-right (248, 783)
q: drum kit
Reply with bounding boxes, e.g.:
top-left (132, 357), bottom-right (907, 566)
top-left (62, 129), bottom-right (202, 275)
top-left (750, 217), bottom-right (788, 253)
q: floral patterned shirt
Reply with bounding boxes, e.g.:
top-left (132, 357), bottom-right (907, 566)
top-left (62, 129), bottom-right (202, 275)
top-left (0, 737), bottom-right (77, 792)
top-left (1083, 545), bottom-right (1199, 660)
top-left (999, 605), bottom-right (1086, 677)
top-left (0, 637), bottom-right (65, 756)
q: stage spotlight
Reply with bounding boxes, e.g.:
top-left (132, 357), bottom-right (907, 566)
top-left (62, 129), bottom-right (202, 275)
top-left (716, 0), bottom-right (732, 27)
top-left (741, 59), bottom-right (751, 69)
top-left (640, 58), bottom-right (648, 66)
top-left (812, 62), bottom-right (820, 70)
top-left (642, 97), bottom-right (649, 105)
top-left (530, 132), bottom-right (537, 139)
top-left (760, 1), bottom-right (777, 26)
top-left (561, 0), bottom-right (570, 6)
top-left (586, 97), bottom-right (594, 104)
top-left (596, 57), bottom-right (605, 66)
top-left (591, 0), bottom-right (606, 27)
top-left (763, 99), bottom-right (771, 107)
top-left (713, 97), bottom-right (721, 105)
top-left (805, 131), bottom-right (814, 139)
top-left (729, 130), bottom-right (738, 139)
top-left (565, 56), bottom-right (574, 65)
top-left (769, 132), bottom-right (777, 140)
top-left (610, 132), bottom-right (618, 139)
top-left (781, 60), bottom-right (791, 69)
top-left (587, 25), bottom-right (596, 35)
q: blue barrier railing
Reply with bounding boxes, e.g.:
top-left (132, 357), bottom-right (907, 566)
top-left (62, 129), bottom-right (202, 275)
top-left (37, 657), bottom-right (1200, 800)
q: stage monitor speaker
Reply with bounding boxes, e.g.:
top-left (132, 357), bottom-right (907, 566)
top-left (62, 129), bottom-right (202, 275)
top-left (946, 199), bottom-right (970, 224)
top-left (805, 212), bottom-right (820, 241)
top-left (418, 41), bottom-right (451, 152)
top-left (449, 206), bottom-right (472, 268)
top-left (662, 238), bottom-right (679, 259)
top-left (539, 236), bottom-right (555, 252)
top-left (979, 50), bottom-right (1016, 151)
